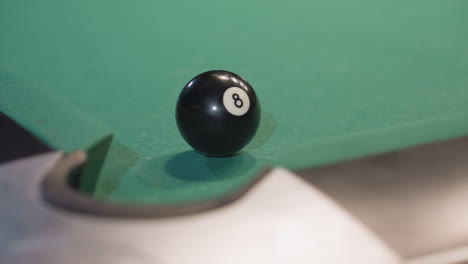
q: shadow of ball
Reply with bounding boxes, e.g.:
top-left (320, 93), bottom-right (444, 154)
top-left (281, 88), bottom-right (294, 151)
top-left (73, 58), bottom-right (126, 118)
top-left (164, 150), bottom-right (257, 182)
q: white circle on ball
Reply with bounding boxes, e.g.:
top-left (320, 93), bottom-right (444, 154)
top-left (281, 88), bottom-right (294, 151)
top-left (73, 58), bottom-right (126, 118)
top-left (223, 87), bottom-right (250, 116)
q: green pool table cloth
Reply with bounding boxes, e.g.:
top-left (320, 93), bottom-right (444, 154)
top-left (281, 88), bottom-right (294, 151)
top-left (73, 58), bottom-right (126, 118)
top-left (1, 0), bottom-right (468, 204)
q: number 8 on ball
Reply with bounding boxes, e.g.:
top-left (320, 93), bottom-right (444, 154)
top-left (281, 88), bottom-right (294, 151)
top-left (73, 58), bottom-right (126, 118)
top-left (223, 87), bottom-right (251, 116)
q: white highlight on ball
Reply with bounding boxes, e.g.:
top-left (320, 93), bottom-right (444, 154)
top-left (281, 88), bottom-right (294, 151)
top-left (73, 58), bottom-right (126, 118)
top-left (222, 87), bottom-right (250, 116)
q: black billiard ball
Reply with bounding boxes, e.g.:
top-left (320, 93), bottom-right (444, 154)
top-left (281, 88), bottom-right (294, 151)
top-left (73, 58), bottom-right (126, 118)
top-left (176, 70), bottom-right (261, 157)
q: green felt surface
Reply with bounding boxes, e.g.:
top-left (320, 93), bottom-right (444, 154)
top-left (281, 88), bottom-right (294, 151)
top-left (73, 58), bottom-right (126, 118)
top-left (1, 0), bottom-right (468, 204)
